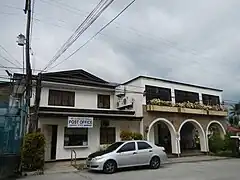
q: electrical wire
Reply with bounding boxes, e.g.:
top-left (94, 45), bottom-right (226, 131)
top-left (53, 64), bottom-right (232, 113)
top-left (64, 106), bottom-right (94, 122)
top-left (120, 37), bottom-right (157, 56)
top-left (41, 0), bottom-right (115, 72)
top-left (0, 53), bottom-right (20, 68)
top-left (47, 0), bottom-right (136, 71)
top-left (0, 44), bottom-right (22, 66)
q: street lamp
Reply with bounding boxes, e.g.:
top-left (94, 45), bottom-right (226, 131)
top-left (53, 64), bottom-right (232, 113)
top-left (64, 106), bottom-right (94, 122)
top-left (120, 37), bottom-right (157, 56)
top-left (17, 34), bottom-right (25, 46)
top-left (17, 34), bottom-right (26, 74)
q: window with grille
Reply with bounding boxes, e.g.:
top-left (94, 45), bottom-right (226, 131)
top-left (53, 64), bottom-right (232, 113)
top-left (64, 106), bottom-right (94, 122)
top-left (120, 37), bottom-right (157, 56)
top-left (145, 85), bottom-right (171, 103)
top-left (100, 127), bottom-right (116, 144)
top-left (175, 89), bottom-right (199, 103)
top-left (97, 94), bottom-right (110, 109)
top-left (48, 89), bottom-right (75, 107)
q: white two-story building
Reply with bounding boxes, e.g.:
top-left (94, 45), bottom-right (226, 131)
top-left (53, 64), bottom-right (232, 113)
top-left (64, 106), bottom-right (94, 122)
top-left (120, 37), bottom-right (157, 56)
top-left (13, 70), bottom-right (228, 160)
top-left (13, 70), bottom-right (141, 161)
top-left (117, 75), bottom-right (228, 156)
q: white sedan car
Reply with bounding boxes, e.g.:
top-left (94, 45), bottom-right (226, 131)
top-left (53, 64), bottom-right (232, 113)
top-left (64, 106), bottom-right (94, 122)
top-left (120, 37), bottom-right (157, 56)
top-left (86, 140), bottom-right (168, 173)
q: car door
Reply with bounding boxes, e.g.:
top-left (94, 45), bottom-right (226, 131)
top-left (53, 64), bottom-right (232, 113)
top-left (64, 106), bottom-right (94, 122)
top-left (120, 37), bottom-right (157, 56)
top-left (136, 141), bottom-right (153, 165)
top-left (115, 142), bottom-right (138, 168)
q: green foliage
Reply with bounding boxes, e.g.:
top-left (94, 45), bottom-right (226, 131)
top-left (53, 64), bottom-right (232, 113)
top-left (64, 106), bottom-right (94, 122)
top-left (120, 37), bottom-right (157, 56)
top-left (120, 131), bottom-right (133, 140)
top-left (228, 102), bottom-right (240, 127)
top-left (209, 133), bottom-right (225, 153)
top-left (209, 132), bottom-right (235, 156)
top-left (21, 132), bottom-right (46, 171)
top-left (120, 131), bottom-right (143, 140)
top-left (132, 132), bottom-right (143, 140)
top-left (223, 132), bottom-right (235, 151)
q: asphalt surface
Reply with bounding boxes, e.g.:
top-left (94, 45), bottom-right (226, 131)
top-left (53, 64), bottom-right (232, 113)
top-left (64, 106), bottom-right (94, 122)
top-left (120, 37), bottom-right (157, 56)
top-left (22, 159), bottom-right (240, 180)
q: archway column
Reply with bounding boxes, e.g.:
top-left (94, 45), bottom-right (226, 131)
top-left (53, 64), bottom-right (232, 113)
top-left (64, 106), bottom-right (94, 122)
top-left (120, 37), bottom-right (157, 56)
top-left (178, 119), bottom-right (207, 154)
top-left (147, 118), bottom-right (179, 154)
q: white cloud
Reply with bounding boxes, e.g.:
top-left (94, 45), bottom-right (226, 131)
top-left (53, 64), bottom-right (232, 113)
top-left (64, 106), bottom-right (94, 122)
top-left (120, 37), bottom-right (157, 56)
top-left (0, 0), bottom-right (240, 102)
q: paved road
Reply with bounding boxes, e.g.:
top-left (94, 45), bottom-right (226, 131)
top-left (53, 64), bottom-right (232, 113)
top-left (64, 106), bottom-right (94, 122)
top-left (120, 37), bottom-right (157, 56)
top-left (22, 159), bottom-right (240, 180)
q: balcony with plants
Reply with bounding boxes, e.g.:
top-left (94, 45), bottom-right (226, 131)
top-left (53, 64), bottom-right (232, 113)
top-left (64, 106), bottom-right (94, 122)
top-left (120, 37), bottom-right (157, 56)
top-left (146, 98), bottom-right (228, 116)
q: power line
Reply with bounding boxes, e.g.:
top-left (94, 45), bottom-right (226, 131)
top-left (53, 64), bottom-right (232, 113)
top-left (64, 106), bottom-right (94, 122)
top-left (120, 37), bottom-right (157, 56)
top-left (0, 53), bottom-right (20, 68)
top-left (47, 0), bottom-right (136, 71)
top-left (41, 0), bottom-right (115, 72)
top-left (0, 66), bottom-right (44, 72)
top-left (0, 44), bottom-right (22, 66)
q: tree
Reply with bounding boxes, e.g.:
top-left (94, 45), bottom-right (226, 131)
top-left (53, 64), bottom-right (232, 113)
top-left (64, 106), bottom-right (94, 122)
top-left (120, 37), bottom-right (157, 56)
top-left (229, 102), bottom-right (240, 127)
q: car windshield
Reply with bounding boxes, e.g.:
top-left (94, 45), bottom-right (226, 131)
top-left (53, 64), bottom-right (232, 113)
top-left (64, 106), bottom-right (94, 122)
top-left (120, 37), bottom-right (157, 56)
top-left (105, 142), bottom-right (124, 152)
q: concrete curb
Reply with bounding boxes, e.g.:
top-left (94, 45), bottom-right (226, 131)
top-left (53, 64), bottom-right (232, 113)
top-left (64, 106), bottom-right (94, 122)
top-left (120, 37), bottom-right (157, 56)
top-left (165, 157), bottom-right (232, 165)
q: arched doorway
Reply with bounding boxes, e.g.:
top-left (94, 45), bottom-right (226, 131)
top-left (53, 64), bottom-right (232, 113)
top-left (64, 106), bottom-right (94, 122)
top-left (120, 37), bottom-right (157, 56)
top-left (206, 120), bottom-right (226, 137)
top-left (147, 118), bottom-right (178, 154)
top-left (206, 120), bottom-right (226, 151)
top-left (178, 119), bottom-right (207, 154)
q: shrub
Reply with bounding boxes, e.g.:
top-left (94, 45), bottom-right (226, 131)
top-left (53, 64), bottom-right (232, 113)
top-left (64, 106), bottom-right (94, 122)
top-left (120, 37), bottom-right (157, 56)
top-left (208, 133), bottom-right (224, 153)
top-left (120, 131), bottom-right (143, 140)
top-left (120, 131), bottom-right (133, 140)
top-left (21, 132), bottom-right (46, 171)
top-left (132, 132), bottom-right (143, 140)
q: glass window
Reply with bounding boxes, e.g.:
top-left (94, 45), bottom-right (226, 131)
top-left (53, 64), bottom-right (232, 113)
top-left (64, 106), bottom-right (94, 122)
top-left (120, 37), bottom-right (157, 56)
top-left (48, 89), bottom-right (75, 107)
top-left (145, 85), bottom-right (171, 103)
top-left (175, 89), bottom-right (199, 103)
top-left (100, 127), bottom-right (116, 145)
top-left (118, 142), bottom-right (135, 152)
top-left (105, 142), bottom-right (124, 152)
top-left (98, 94), bottom-right (110, 109)
top-left (202, 94), bottom-right (220, 105)
top-left (137, 142), bottom-right (152, 150)
top-left (64, 127), bottom-right (88, 146)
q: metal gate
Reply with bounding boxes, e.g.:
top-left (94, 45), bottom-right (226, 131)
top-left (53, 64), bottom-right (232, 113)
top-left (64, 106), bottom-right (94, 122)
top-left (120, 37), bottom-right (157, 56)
top-left (0, 101), bottom-right (26, 179)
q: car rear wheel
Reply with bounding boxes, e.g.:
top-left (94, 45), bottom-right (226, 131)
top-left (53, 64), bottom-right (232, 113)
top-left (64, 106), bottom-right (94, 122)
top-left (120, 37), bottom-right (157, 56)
top-left (150, 156), bottom-right (160, 169)
top-left (103, 160), bottom-right (117, 174)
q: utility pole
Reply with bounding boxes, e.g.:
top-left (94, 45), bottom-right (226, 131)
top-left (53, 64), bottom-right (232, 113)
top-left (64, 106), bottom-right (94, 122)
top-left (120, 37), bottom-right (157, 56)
top-left (32, 73), bottom-right (42, 131)
top-left (24, 0), bottom-right (33, 132)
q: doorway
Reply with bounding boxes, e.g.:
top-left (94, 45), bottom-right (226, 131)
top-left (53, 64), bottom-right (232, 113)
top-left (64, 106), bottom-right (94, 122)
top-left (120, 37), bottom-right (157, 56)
top-left (50, 125), bottom-right (58, 160)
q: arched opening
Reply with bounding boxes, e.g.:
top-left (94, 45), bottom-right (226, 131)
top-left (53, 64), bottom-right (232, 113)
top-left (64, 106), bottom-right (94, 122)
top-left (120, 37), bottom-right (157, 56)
top-left (178, 119), bottom-right (207, 154)
top-left (206, 121), bottom-right (226, 152)
top-left (206, 121), bottom-right (226, 138)
top-left (147, 118), bottom-right (178, 154)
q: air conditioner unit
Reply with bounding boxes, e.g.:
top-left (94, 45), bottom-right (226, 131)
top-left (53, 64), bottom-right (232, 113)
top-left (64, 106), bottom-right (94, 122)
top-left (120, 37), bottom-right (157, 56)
top-left (117, 96), bottom-right (134, 109)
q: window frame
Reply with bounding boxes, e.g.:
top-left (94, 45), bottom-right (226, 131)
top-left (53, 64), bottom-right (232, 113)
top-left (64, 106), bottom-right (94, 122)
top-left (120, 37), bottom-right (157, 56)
top-left (48, 89), bottom-right (75, 107)
top-left (145, 85), bottom-right (171, 104)
top-left (100, 127), bottom-right (116, 145)
top-left (202, 94), bottom-right (220, 106)
top-left (174, 89), bottom-right (199, 103)
top-left (117, 142), bottom-right (136, 153)
top-left (137, 141), bottom-right (152, 150)
top-left (63, 127), bottom-right (88, 148)
top-left (97, 94), bottom-right (110, 109)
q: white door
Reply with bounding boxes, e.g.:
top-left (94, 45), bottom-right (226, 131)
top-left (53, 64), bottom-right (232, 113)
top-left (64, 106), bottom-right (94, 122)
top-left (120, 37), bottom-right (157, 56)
top-left (136, 141), bottom-right (153, 165)
top-left (115, 142), bottom-right (138, 167)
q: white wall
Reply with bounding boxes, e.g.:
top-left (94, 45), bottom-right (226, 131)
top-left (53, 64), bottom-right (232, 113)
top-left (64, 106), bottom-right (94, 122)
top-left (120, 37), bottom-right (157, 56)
top-left (39, 117), bottom-right (140, 160)
top-left (31, 82), bottom-right (115, 110)
top-left (141, 78), bottom-right (223, 104)
top-left (117, 78), bottom-right (144, 117)
top-left (120, 77), bottom-right (223, 117)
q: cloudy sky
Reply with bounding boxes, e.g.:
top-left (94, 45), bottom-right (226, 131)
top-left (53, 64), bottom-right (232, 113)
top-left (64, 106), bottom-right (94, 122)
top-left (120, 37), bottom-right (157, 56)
top-left (0, 0), bottom-right (240, 103)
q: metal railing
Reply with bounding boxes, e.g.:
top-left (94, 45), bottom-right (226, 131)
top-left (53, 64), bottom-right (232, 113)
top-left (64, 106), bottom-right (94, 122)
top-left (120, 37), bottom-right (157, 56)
top-left (70, 150), bottom-right (77, 166)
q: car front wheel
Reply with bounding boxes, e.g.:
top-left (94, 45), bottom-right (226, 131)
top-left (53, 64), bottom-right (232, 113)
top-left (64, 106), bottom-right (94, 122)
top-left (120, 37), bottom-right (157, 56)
top-left (103, 160), bottom-right (117, 174)
top-left (150, 156), bottom-right (160, 169)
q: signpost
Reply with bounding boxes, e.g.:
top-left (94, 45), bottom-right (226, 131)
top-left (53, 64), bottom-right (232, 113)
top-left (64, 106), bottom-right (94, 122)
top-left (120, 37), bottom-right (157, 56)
top-left (68, 117), bottom-right (93, 128)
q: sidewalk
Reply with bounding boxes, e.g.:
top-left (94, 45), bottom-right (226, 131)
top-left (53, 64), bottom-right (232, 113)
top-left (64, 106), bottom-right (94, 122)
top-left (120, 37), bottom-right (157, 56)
top-left (166, 155), bottom-right (230, 164)
top-left (39, 155), bottom-right (230, 175)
